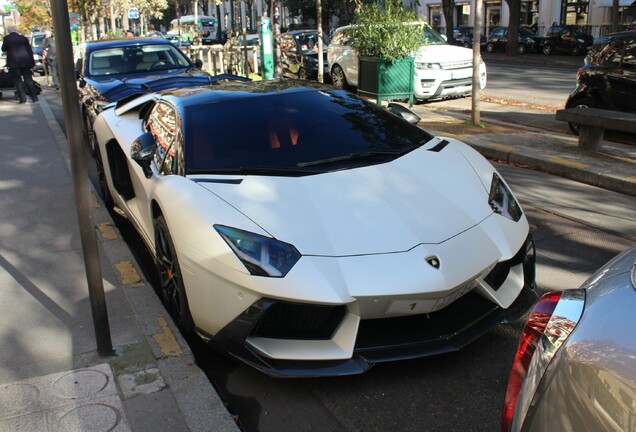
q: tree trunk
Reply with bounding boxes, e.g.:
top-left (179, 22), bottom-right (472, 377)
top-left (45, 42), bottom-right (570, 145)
top-left (611, 0), bottom-right (620, 33)
top-left (504, 0), bottom-right (520, 56)
top-left (472, 0), bottom-right (483, 124)
top-left (317, 0), bottom-right (323, 83)
top-left (110, 4), bottom-right (116, 36)
top-left (273, 2), bottom-right (282, 78)
top-left (441, 0), bottom-right (455, 44)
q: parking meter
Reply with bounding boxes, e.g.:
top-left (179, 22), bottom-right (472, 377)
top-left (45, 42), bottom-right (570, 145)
top-left (259, 17), bottom-right (274, 79)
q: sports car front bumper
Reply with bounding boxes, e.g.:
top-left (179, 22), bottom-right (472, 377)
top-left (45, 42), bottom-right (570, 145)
top-left (198, 236), bottom-right (537, 377)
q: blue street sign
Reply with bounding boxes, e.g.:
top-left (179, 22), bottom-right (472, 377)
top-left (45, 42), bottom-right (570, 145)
top-left (128, 7), bottom-right (139, 19)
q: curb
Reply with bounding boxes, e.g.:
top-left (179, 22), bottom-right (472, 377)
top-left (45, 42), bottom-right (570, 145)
top-left (38, 93), bottom-right (239, 432)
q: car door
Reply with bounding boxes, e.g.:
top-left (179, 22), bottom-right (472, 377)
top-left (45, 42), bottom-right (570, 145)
top-left (610, 38), bottom-right (636, 112)
top-left (490, 28), bottom-right (506, 50)
top-left (124, 100), bottom-right (184, 241)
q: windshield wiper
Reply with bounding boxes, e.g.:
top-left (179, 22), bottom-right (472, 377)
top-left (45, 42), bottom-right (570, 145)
top-left (297, 151), bottom-right (404, 168)
top-left (297, 145), bottom-right (428, 168)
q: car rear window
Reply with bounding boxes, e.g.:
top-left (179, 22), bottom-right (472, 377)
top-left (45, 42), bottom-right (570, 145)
top-left (184, 90), bottom-right (434, 175)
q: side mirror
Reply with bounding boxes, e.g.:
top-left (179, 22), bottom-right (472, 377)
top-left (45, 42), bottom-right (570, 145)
top-left (194, 58), bottom-right (203, 69)
top-left (387, 103), bottom-right (421, 125)
top-left (131, 132), bottom-right (156, 178)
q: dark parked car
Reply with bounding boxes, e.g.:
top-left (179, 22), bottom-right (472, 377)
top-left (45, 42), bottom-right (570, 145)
top-left (543, 25), bottom-right (593, 55)
top-left (486, 27), bottom-right (545, 54)
top-left (30, 32), bottom-right (46, 76)
top-left (502, 245), bottom-right (636, 432)
top-left (75, 37), bottom-right (209, 152)
top-left (278, 30), bottom-right (330, 81)
top-left (564, 31), bottom-right (636, 134)
top-left (452, 26), bottom-right (485, 48)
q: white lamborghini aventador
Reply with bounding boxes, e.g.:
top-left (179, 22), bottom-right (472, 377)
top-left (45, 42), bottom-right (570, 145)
top-left (93, 78), bottom-right (537, 376)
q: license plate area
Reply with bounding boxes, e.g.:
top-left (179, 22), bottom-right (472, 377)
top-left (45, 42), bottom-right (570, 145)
top-left (386, 282), bottom-right (475, 315)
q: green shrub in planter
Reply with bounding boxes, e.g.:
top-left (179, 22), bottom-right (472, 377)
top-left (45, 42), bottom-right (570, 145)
top-left (348, 1), bottom-right (425, 62)
top-left (347, 0), bottom-right (426, 105)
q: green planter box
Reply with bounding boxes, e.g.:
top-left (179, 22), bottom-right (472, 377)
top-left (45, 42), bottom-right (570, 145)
top-left (357, 56), bottom-right (414, 106)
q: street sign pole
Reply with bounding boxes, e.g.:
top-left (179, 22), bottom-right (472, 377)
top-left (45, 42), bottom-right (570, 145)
top-left (50, 0), bottom-right (114, 357)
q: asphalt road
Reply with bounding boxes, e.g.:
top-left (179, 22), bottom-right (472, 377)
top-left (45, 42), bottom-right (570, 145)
top-left (40, 63), bottom-right (636, 431)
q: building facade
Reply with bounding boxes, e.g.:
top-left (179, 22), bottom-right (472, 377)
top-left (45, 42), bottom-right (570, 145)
top-left (415, 0), bottom-right (636, 37)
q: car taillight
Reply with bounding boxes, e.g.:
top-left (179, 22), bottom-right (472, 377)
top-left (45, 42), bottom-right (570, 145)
top-left (501, 290), bottom-right (585, 432)
top-left (576, 67), bottom-right (583, 81)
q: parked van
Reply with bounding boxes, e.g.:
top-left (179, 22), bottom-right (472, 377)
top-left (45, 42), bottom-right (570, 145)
top-left (328, 24), bottom-right (487, 102)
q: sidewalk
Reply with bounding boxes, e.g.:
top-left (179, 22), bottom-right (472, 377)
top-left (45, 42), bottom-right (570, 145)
top-left (0, 93), bottom-right (238, 431)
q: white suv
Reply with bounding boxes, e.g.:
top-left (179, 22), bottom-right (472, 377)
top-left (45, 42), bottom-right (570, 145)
top-left (328, 24), bottom-right (487, 102)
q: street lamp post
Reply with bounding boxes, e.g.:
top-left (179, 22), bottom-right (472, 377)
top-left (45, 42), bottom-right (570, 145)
top-left (50, 0), bottom-right (114, 357)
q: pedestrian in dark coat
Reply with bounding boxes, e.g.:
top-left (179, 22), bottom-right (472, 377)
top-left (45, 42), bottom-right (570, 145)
top-left (1, 26), bottom-right (39, 103)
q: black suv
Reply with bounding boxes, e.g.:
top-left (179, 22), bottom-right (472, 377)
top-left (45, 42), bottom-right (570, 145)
top-left (486, 27), bottom-right (545, 54)
top-left (452, 26), bottom-right (485, 48)
top-left (543, 25), bottom-right (593, 55)
top-left (564, 31), bottom-right (636, 133)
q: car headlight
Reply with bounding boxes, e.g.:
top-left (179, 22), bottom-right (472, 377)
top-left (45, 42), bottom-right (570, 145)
top-left (33, 54), bottom-right (42, 61)
top-left (415, 62), bottom-right (442, 70)
top-left (214, 225), bottom-right (301, 277)
top-left (488, 173), bottom-right (522, 222)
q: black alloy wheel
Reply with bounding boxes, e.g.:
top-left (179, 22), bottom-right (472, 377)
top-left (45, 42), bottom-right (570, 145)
top-left (543, 43), bottom-right (552, 55)
top-left (486, 43), bottom-right (495, 53)
top-left (571, 45), bottom-right (582, 56)
top-left (298, 67), bottom-right (308, 80)
top-left (567, 97), bottom-right (597, 135)
top-left (331, 64), bottom-right (348, 89)
top-left (517, 43), bottom-right (527, 55)
top-left (94, 148), bottom-right (114, 209)
top-left (154, 215), bottom-right (194, 333)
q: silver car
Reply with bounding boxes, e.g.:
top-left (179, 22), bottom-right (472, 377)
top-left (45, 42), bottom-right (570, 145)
top-left (502, 245), bottom-right (636, 431)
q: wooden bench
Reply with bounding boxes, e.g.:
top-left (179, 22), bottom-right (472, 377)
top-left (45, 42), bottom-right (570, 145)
top-left (555, 107), bottom-right (636, 151)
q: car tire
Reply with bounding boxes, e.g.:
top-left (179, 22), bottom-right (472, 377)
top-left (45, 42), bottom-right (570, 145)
top-left (486, 43), bottom-right (495, 53)
top-left (463, 42), bottom-right (471, 48)
top-left (543, 44), bottom-right (552, 55)
top-left (517, 43), bottom-right (527, 55)
top-left (567, 96), bottom-right (597, 135)
top-left (83, 111), bottom-right (97, 155)
top-left (94, 147), bottom-right (114, 209)
top-left (331, 64), bottom-right (349, 89)
top-left (571, 45), bottom-right (581, 56)
top-left (298, 67), bottom-right (308, 80)
top-left (154, 215), bottom-right (194, 334)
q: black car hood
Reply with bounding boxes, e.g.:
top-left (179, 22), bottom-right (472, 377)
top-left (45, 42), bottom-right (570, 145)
top-left (84, 68), bottom-right (211, 101)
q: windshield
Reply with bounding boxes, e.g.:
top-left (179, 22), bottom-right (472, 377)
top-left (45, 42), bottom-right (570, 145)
top-left (89, 44), bottom-right (191, 76)
top-left (185, 90), bottom-right (434, 175)
top-left (519, 27), bottom-right (537, 37)
top-left (32, 34), bottom-right (45, 48)
top-left (568, 26), bottom-right (587, 37)
top-left (295, 32), bottom-right (331, 52)
top-left (422, 25), bottom-right (447, 45)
